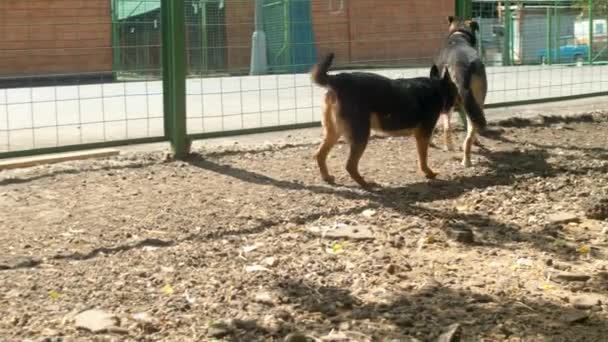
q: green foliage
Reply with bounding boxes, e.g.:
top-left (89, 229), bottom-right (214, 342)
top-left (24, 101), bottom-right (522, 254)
top-left (574, 0), bottom-right (608, 17)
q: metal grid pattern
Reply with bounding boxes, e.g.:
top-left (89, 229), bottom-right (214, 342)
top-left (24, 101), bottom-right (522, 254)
top-left (0, 0), bottom-right (164, 155)
top-left (185, 0), bottom-right (454, 136)
top-left (2, 0), bottom-right (608, 158)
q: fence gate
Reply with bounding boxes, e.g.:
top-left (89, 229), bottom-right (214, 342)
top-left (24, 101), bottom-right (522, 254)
top-left (263, 0), bottom-right (316, 73)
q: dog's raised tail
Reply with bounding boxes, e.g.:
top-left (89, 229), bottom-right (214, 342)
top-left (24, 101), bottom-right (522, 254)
top-left (310, 53), bottom-right (335, 86)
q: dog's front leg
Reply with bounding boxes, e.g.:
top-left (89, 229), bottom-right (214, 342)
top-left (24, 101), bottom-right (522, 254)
top-left (415, 130), bottom-right (439, 179)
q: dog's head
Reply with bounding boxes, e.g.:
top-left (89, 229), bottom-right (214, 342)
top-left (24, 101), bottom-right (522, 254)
top-left (446, 16), bottom-right (478, 46)
top-left (431, 65), bottom-right (458, 112)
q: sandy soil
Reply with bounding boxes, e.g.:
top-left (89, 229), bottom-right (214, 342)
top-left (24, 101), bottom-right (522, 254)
top-left (1, 113), bottom-right (607, 342)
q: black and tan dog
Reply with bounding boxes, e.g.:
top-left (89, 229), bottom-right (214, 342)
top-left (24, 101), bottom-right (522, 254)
top-left (311, 53), bottom-right (457, 189)
top-left (433, 16), bottom-right (488, 167)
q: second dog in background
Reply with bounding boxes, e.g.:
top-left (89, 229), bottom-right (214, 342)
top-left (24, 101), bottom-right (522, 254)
top-left (311, 53), bottom-right (458, 189)
top-left (433, 16), bottom-right (488, 167)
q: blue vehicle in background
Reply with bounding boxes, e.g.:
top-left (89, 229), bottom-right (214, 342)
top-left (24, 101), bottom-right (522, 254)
top-left (537, 45), bottom-right (589, 64)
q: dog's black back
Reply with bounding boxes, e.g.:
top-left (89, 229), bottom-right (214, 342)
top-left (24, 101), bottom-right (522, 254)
top-left (312, 54), bottom-right (456, 142)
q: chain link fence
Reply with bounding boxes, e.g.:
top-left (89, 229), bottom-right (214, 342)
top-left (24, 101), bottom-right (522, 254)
top-left (2, 0), bottom-right (608, 158)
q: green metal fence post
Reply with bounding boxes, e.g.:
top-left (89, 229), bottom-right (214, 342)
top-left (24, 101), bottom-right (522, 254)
top-left (455, 0), bottom-right (472, 19)
top-left (555, 2), bottom-right (560, 63)
top-left (503, 0), bottom-right (511, 66)
top-left (546, 6), bottom-right (552, 65)
top-left (111, 0), bottom-right (121, 80)
top-left (589, 0), bottom-right (594, 65)
top-left (161, 0), bottom-right (190, 158)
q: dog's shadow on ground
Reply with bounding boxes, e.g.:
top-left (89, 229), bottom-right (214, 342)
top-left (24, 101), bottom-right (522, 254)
top-left (186, 146), bottom-right (589, 259)
top-left (480, 115), bottom-right (608, 159)
top-left (261, 277), bottom-right (608, 341)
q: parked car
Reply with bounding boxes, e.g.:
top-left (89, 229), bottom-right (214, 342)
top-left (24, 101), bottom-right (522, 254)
top-left (537, 45), bottom-right (588, 64)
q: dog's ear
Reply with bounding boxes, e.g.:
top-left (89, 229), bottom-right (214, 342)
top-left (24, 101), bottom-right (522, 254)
top-left (447, 16), bottom-right (455, 24)
top-left (467, 20), bottom-right (479, 32)
top-left (430, 64), bottom-right (440, 79)
top-left (441, 68), bottom-right (452, 84)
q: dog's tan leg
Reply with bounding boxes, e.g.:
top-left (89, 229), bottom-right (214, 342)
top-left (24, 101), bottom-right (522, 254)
top-left (345, 142), bottom-right (374, 188)
top-left (316, 91), bottom-right (340, 183)
top-left (415, 130), bottom-right (438, 179)
top-left (462, 116), bottom-right (476, 167)
top-left (316, 133), bottom-right (339, 183)
top-left (443, 107), bottom-right (455, 151)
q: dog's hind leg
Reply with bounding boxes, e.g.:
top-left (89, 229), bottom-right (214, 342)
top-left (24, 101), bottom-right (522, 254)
top-left (462, 115), bottom-right (476, 167)
top-left (415, 129), bottom-right (438, 179)
top-left (316, 91), bottom-right (340, 183)
top-left (317, 133), bottom-right (339, 184)
top-left (442, 107), bottom-right (455, 151)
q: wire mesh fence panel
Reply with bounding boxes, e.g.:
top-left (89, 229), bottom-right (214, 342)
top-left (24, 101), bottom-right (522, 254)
top-left (4, 1), bottom-right (608, 156)
top-left (185, 0), bottom-right (455, 136)
top-left (0, 0), bottom-right (165, 156)
top-left (473, 0), bottom-right (608, 106)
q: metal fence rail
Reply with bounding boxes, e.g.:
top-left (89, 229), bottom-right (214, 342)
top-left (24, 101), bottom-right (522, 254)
top-left (1, 0), bottom-right (608, 159)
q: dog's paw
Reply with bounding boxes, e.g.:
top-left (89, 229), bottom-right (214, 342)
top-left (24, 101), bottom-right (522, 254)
top-left (322, 175), bottom-right (336, 184)
top-left (418, 169), bottom-right (438, 179)
top-left (424, 171), bottom-right (439, 179)
top-left (360, 181), bottom-right (382, 191)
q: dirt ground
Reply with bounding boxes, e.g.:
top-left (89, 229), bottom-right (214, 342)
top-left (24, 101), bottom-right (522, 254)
top-left (1, 113), bottom-right (608, 342)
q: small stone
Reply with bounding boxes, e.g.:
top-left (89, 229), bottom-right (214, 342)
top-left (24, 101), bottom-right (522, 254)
top-left (437, 323), bottom-right (462, 342)
top-left (516, 258), bottom-right (533, 268)
top-left (131, 312), bottom-right (160, 334)
top-left (208, 321), bottom-right (233, 338)
top-left (547, 212), bottom-right (580, 224)
top-left (395, 316), bottom-right (414, 327)
top-left (338, 321), bottom-right (351, 330)
top-left (74, 309), bottom-right (119, 333)
top-left (261, 315), bottom-right (282, 334)
top-left (465, 280), bottom-right (486, 288)
top-left (245, 265), bottom-right (270, 273)
top-left (262, 257), bottom-right (278, 267)
top-left (361, 209), bottom-right (377, 218)
top-left (571, 295), bottom-right (602, 310)
top-left (243, 242), bottom-right (263, 253)
top-left (561, 311), bottom-right (590, 324)
top-left (307, 225), bottom-right (375, 241)
top-left (446, 228), bottom-right (474, 244)
top-left (284, 332), bottom-right (309, 342)
top-left (253, 291), bottom-right (279, 306)
top-left (468, 293), bottom-right (494, 304)
top-left (551, 262), bottom-right (572, 271)
top-left (552, 272), bottom-right (592, 283)
top-left (0, 256), bottom-right (40, 270)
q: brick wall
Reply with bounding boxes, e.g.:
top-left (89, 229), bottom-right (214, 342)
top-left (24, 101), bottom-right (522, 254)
top-left (224, 0), bottom-right (455, 71)
top-left (0, 0), bottom-right (455, 77)
top-left (225, 1), bottom-right (254, 71)
top-left (313, 0), bottom-right (455, 67)
top-left (0, 0), bottom-right (112, 77)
